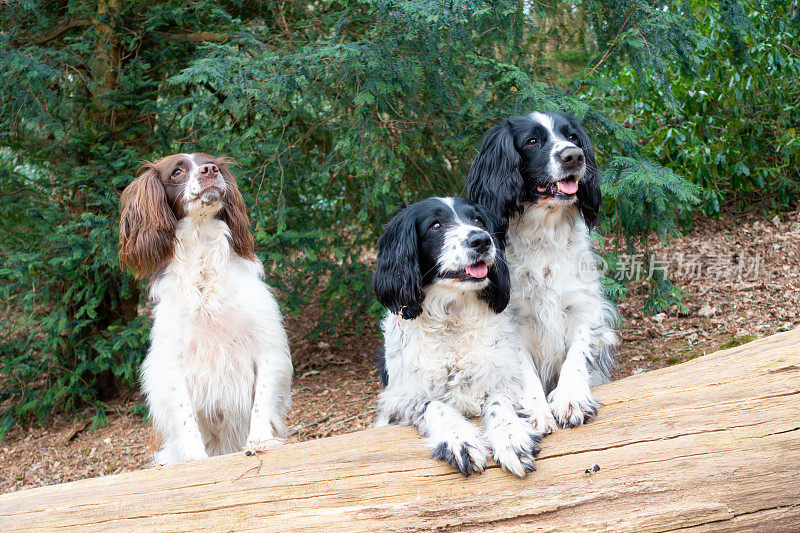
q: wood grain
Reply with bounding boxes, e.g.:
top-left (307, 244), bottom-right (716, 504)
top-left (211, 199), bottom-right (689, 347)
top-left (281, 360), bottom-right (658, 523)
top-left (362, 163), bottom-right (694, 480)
top-left (2, 330), bottom-right (799, 532)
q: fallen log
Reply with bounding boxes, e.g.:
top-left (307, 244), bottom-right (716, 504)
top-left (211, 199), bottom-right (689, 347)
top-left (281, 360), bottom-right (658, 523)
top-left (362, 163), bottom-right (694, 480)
top-left (2, 329), bottom-right (800, 532)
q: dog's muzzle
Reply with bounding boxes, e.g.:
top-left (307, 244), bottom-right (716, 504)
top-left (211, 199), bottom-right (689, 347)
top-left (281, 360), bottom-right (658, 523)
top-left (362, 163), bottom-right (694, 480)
top-left (537, 146), bottom-right (585, 199)
top-left (440, 231), bottom-right (495, 282)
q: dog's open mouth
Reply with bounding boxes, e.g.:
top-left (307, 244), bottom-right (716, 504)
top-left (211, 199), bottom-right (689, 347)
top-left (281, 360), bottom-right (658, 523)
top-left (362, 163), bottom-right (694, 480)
top-left (537, 177), bottom-right (579, 198)
top-left (441, 262), bottom-right (489, 282)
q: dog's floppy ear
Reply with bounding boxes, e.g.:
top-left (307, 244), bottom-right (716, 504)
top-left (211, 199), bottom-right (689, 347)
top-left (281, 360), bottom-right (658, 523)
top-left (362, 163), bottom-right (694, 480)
top-left (465, 121), bottom-right (524, 234)
top-left (372, 206), bottom-right (424, 320)
top-left (567, 115), bottom-right (602, 230)
top-left (478, 206), bottom-right (511, 313)
top-left (217, 161), bottom-right (256, 261)
top-left (118, 166), bottom-right (177, 278)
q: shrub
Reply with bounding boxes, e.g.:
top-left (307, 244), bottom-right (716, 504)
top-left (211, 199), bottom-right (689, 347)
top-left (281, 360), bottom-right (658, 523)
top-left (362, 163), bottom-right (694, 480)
top-left (594, 0), bottom-right (800, 216)
top-left (0, 0), bottom-right (706, 435)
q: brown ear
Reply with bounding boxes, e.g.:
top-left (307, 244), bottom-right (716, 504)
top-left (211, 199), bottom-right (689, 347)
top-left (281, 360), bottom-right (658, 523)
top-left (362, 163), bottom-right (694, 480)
top-left (118, 167), bottom-right (177, 278)
top-left (218, 164), bottom-right (255, 261)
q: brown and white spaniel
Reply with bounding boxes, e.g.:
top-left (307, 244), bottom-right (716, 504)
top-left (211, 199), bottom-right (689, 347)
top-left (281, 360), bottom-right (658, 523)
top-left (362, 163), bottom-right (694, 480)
top-left (119, 153), bottom-right (292, 465)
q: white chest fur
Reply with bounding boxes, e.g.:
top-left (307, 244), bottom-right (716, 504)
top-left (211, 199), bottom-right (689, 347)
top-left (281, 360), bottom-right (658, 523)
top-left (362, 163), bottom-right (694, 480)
top-left (379, 286), bottom-right (524, 419)
top-left (505, 204), bottom-right (610, 390)
top-left (147, 216), bottom-right (277, 453)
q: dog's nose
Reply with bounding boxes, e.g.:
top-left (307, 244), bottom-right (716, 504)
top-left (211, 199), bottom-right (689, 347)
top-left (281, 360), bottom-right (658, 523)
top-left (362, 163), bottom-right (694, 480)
top-left (558, 147), bottom-right (585, 168)
top-left (467, 231), bottom-right (491, 254)
top-left (198, 163), bottom-right (219, 175)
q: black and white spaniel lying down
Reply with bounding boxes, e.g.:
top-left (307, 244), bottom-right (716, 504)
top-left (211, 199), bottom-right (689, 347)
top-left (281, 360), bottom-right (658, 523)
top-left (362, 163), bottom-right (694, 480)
top-left (373, 197), bottom-right (550, 477)
top-left (119, 153), bottom-right (292, 465)
top-left (466, 111), bottom-right (618, 429)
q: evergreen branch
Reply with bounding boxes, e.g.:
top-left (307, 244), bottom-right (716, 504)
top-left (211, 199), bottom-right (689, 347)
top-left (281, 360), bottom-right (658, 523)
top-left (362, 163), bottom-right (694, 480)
top-left (277, 0), bottom-right (291, 36)
top-left (639, 33), bottom-right (653, 61)
top-left (583, 9), bottom-right (637, 81)
top-left (0, 186), bottom-right (33, 197)
top-left (30, 19), bottom-right (92, 45)
top-left (580, 9), bottom-right (660, 89)
top-left (164, 31), bottom-right (231, 43)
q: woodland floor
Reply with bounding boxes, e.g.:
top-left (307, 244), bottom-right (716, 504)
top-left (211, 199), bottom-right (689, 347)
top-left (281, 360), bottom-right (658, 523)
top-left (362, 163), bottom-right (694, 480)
top-left (2, 210), bottom-right (799, 494)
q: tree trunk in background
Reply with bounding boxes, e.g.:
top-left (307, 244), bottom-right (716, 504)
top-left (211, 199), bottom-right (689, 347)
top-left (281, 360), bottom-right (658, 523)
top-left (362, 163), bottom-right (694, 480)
top-left (91, 0), bottom-right (122, 132)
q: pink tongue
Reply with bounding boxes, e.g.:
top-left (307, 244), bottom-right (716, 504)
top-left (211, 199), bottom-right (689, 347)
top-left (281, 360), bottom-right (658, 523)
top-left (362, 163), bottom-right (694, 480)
top-left (557, 179), bottom-right (578, 194)
top-left (467, 263), bottom-right (489, 279)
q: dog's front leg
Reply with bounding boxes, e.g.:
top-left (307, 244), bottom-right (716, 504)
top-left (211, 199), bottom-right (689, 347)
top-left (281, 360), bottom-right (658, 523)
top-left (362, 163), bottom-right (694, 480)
top-left (482, 394), bottom-right (542, 477)
top-left (142, 351), bottom-right (208, 465)
top-left (548, 323), bottom-right (602, 427)
top-left (245, 342), bottom-right (293, 452)
top-left (411, 400), bottom-right (490, 477)
top-left (518, 354), bottom-right (558, 434)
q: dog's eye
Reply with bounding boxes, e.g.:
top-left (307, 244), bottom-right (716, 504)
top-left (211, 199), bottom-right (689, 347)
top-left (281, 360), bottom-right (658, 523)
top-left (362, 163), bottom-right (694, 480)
top-left (171, 168), bottom-right (183, 178)
top-left (430, 221), bottom-right (442, 231)
top-left (473, 217), bottom-right (485, 228)
top-left (525, 137), bottom-right (539, 146)
top-left (568, 133), bottom-right (580, 144)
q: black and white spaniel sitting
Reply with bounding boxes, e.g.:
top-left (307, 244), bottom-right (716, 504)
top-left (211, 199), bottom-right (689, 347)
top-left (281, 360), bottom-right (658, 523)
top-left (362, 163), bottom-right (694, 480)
top-left (373, 197), bottom-right (548, 477)
top-left (119, 153), bottom-right (292, 465)
top-left (466, 112), bottom-right (617, 429)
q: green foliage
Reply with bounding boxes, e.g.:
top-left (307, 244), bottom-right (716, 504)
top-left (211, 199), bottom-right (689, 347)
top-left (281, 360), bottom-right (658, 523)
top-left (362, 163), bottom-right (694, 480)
top-left (589, 0), bottom-right (800, 312)
top-left (0, 0), bottom-right (243, 435)
top-left (582, 0), bottom-right (700, 107)
top-left (719, 334), bottom-right (757, 349)
top-left (1, 0), bottom-right (766, 433)
top-left (167, 0), bottom-right (702, 318)
top-left (602, 156), bottom-right (701, 242)
top-left (642, 269), bottom-right (690, 315)
top-left (599, 155), bottom-right (700, 313)
top-left (0, 148), bottom-right (149, 438)
top-left (598, 0), bottom-right (800, 216)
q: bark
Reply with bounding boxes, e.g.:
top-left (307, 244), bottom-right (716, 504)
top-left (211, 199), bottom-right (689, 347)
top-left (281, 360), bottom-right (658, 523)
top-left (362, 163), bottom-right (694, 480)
top-left (1, 330), bottom-right (799, 532)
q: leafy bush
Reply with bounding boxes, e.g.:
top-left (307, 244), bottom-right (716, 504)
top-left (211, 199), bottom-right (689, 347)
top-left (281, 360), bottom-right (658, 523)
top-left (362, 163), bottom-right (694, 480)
top-left (0, 1), bottom-right (235, 437)
top-left (168, 0), bottom-right (701, 316)
top-left (0, 147), bottom-right (148, 438)
top-left (595, 0), bottom-right (800, 216)
top-left (0, 0), bottom-right (719, 435)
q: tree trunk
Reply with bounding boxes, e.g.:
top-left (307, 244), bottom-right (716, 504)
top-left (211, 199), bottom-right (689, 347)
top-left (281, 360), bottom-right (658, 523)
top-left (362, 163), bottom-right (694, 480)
top-left (90, 0), bottom-right (121, 131)
top-left (1, 330), bottom-right (799, 531)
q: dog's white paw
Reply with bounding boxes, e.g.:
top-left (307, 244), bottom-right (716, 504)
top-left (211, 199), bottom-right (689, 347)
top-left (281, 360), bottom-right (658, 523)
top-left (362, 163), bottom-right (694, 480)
top-left (518, 399), bottom-right (559, 435)
top-left (181, 451), bottom-right (209, 463)
top-left (548, 384), bottom-right (601, 428)
top-left (244, 438), bottom-right (283, 453)
top-left (153, 449), bottom-right (171, 467)
top-left (245, 425), bottom-right (283, 452)
top-left (173, 441), bottom-right (208, 464)
top-left (484, 415), bottom-right (541, 477)
top-left (429, 425), bottom-right (490, 477)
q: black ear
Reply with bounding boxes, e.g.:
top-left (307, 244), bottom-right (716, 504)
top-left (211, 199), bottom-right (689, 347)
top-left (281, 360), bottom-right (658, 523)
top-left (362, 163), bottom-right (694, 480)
top-left (372, 207), bottom-right (424, 320)
top-left (567, 115), bottom-right (602, 230)
top-left (478, 206), bottom-right (511, 313)
top-left (483, 254), bottom-right (511, 314)
top-left (465, 121), bottom-right (524, 234)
